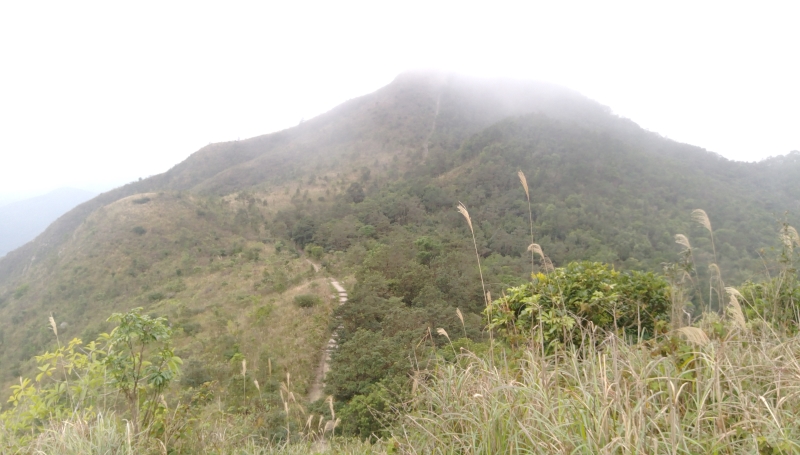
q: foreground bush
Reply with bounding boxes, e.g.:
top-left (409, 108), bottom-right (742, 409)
top-left (487, 261), bottom-right (671, 349)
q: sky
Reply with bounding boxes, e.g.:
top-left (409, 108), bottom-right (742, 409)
top-left (1, 1), bottom-right (798, 201)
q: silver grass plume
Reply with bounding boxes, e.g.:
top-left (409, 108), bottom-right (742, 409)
top-left (677, 327), bottom-right (710, 346)
top-left (675, 234), bottom-right (691, 251)
top-left (518, 170), bottom-right (530, 201)
top-left (725, 287), bottom-right (747, 330)
top-left (456, 202), bottom-right (473, 233)
top-left (692, 208), bottom-right (717, 264)
top-left (780, 225), bottom-right (800, 251)
top-left (519, 170), bottom-right (535, 275)
top-left (457, 202), bottom-right (488, 306)
top-left (528, 243), bottom-right (555, 272)
top-left (49, 313), bottom-right (58, 337)
top-left (691, 209), bottom-right (712, 233)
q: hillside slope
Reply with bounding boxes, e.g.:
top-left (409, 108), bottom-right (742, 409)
top-left (0, 192), bottom-right (336, 399)
top-left (1, 71), bottom-right (799, 412)
top-left (0, 72), bottom-right (609, 284)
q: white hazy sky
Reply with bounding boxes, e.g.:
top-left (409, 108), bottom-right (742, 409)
top-left (1, 1), bottom-right (798, 200)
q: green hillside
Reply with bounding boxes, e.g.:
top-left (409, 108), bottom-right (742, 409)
top-left (1, 71), bottom-right (800, 451)
top-left (0, 192), bottom-right (336, 401)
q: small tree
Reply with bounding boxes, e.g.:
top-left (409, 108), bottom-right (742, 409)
top-left (104, 308), bottom-right (182, 435)
top-left (346, 182), bottom-right (365, 203)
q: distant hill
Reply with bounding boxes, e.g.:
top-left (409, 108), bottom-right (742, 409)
top-left (0, 188), bottom-right (96, 257)
top-left (1, 71), bottom-right (799, 413)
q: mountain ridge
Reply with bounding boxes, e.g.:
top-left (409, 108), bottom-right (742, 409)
top-left (0, 72), bottom-right (617, 284)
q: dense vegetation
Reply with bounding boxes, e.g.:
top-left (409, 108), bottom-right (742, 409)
top-left (3, 216), bottom-right (800, 453)
top-left (1, 72), bottom-right (800, 452)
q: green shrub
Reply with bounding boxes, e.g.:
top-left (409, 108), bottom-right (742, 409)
top-left (488, 261), bottom-right (670, 348)
top-left (293, 294), bottom-right (321, 308)
top-left (305, 244), bottom-right (324, 260)
top-left (244, 247), bottom-right (261, 262)
top-left (13, 284), bottom-right (29, 299)
top-left (182, 359), bottom-right (212, 387)
top-left (1, 308), bottom-right (181, 441)
top-left (179, 320), bottom-right (202, 336)
top-left (132, 226), bottom-right (147, 235)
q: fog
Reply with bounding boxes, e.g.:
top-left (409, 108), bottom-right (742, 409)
top-left (1, 1), bottom-right (798, 199)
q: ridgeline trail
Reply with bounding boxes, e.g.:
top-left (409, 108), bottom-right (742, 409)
top-left (307, 259), bottom-right (348, 402)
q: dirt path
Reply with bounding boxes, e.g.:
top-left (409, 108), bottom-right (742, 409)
top-left (308, 263), bottom-right (347, 402)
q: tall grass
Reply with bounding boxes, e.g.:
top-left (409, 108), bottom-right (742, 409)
top-left (395, 207), bottom-right (800, 453)
top-left (2, 413), bottom-right (383, 454)
top-left (397, 327), bottom-right (800, 454)
top-left (518, 170), bottom-right (535, 275)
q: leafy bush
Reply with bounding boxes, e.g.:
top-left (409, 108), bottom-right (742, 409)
top-left (244, 247), bottom-right (261, 262)
top-left (739, 271), bottom-right (800, 335)
top-left (132, 226), bottom-right (147, 235)
top-left (293, 294), bottom-right (321, 308)
top-left (132, 197), bottom-right (151, 204)
top-left (488, 261), bottom-right (670, 348)
top-left (305, 244), bottom-right (324, 260)
top-left (12, 284), bottom-right (29, 299)
top-left (1, 308), bottom-right (181, 442)
top-left (179, 320), bottom-right (202, 336)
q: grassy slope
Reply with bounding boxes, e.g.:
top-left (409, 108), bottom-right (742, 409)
top-left (0, 191), bottom-right (336, 398)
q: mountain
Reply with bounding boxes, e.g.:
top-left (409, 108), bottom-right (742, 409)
top-left (1, 71), bottom-right (799, 414)
top-left (0, 188), bottom-right (97, 258)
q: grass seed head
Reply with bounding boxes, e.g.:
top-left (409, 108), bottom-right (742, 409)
top-left (789, 226), bottom-right (800, 246)
top-left (691, 209), bottom-right (713, 233)
top-left (457, 202), bottom-right (473, 233)
top-left (48, 314), bottom-right (58, 337)
top-left (677, 326), bottom-right (711, 346)
top-left (780, 225), bottom-right (800, 250)
top-left (725, 287), bottom-right (747, 330)
top-left (527, 244), bottom-right (555, 271)
top-left (518, 170), bottom-right (530, 200)
top-left (675, 234), bottom-right (691, 251)
top-left (326, 395), bottom-right (335, 420)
